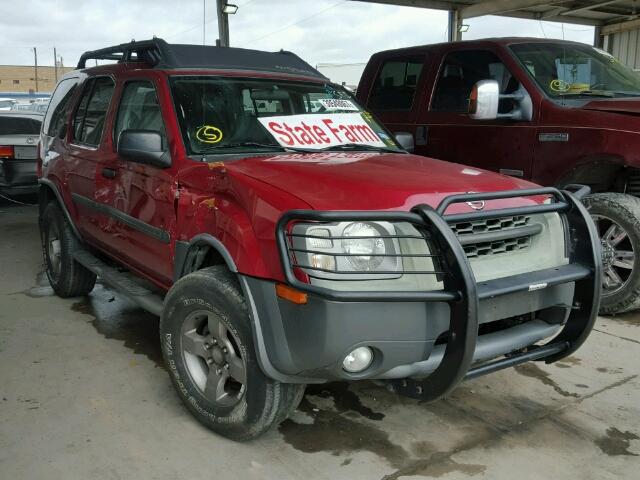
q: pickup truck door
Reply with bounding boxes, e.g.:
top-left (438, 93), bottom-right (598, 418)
top-left (361, 54), bottom-right (429, 145)
top-left (110, 79), bottom-right (177, 285)
top-left (419, 48), bottom-right (537, 180)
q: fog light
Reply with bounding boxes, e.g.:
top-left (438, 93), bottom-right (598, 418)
top-left (342, 347), bottom-right (373, 373)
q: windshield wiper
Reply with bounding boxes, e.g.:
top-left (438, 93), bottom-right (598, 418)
top-left (201, 141), bottom-right (285, 151)
top-left (316, 143), bottom-right (402, 154)
top-left (558, 90), bottom-right (615, 98)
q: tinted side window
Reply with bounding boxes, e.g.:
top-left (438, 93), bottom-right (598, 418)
top-left (431, 50), bottom-right (519, 113)
top-left (368, 58), bottom-right (424, 111)
top-left (73, 77), bottom-right (115, 146)
top-left (43, 78), bottom-right (79, 137)
top-left (115, 81), bottom-right (166, 149)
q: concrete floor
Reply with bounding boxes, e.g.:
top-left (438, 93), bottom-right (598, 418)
top-left (0, 200), bottom-right (639, 480)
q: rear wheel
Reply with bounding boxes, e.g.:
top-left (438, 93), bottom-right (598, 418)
top-left (41, 202), bottom-right (96, 298)
top-left (584, 193), bottom-right (640, 314)
top-left (160, 266), bottom-right (304, 441)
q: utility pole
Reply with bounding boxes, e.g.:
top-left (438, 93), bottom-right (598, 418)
top-left (53, 47), bottom-right (58, 83)
top-left (203, 0), bottom-right (206, 45)
top-left (216, 0), bottom-right (230, 47)
top-left (33, 47), bottom-right (39, 92)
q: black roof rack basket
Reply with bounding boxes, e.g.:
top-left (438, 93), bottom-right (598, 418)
top-left (76, 38), bottom-right (327, 80)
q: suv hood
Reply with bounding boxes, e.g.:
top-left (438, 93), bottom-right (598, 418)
top-left (581, 99), bottom-right (640, 116)
top-left (227, 152), bottom-right (543, 213)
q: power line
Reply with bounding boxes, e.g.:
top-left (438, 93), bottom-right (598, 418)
top-left (240, 0), bottom-right (345, 47)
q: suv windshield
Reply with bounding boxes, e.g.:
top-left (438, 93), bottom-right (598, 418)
top-left (170, 76), bottom-right (401, 155)
top-left (510, 42), bottom-right (640, 99)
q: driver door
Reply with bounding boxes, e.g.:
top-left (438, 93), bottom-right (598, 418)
top-left (420, 48), bottom-right (538, 180)
top-left (110, 79), bottom-right (176, 285)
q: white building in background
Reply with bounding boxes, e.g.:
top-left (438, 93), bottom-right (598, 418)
top-left (316, 62), bottom-right (367, 91)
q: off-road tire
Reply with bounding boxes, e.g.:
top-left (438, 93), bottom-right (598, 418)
top-left (584, 193), bottom-right (640, 314)
top-left (160, 266), bottom-right (304, 441)
top-left (41, 202), bottom-right (96, 298)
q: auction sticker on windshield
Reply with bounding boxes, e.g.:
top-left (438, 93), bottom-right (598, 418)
top-left (318, 98), bottom-right (359, 111)
top-left (258, 113), bottom-right (386, 149)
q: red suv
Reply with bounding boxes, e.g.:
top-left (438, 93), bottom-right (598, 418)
top-left (39, 39), bottom-right (600, 440)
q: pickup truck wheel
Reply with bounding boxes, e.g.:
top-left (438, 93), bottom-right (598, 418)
top-left (41, 202), bottom-right (96, 298)
top-left (584, 193), bottom-right (640, 314)
top-left (161, 266), bottom-right (304, 441)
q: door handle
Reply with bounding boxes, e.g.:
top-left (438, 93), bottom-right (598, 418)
top-left (102, 167), bottom-right (117, 179)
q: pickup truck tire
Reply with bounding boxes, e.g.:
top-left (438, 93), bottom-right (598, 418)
top-left (41, 202), bottom-right (96, 298)
top-left (160, 266), bottom-right (304, 441)
top-left (584, 193), bottom-right (640, 314)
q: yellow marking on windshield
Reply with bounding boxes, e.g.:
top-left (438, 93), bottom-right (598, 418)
top-left (196, 125), bottom-right (223, 144)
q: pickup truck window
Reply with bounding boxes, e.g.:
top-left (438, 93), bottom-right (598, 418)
top-left (114, 81), bottom-right (167, 150)
top-left (170, 76), bottom-right (401, 155)
top-left (367, 58), bottom-right (424, 111)
top-left (432, 50), bottom-right (518, 113)
top-left (72, 77), bottom-right (115, 147)
top-left (510, 42), bottom-right (640, 99)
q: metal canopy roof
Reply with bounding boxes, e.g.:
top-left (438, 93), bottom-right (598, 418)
top-left (353, 1), bottom-right (640, 27)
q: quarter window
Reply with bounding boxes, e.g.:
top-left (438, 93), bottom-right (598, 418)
top-left (114, 81), bottom-right (166, 149)
top-left (43, 77), bottom-right (79, 137)
top-left (73, 77), bottom-right (115, 146)
top-left (368, 58), bottom-right (424, 111)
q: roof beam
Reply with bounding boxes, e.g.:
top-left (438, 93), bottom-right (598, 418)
top-left (350, 0), bottom-right (468, 10)
top-left (460, 0), bottom-right (553, 19)
top-left (602, 17), bottom-right (640, 35)
top-left (560, 0), bottom-right (623, 16)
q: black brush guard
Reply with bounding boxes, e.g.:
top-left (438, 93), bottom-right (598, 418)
top-left (275, 186), bottom-right (601, 401)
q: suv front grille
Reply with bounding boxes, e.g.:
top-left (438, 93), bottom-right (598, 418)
top-left (451, 216), bottom-right (534, 259)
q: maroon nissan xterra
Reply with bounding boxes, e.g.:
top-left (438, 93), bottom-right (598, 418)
top-left (357, 37), bottom-right (640, 314)
top-left (39, 39), bottom-right (600, 440)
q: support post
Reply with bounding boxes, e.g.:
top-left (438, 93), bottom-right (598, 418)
top-left (448, 9), bottom-right (461, 42)
top-left (54, 47), bottom-right (58, 83)
top-left (593, 26), bottom-right (604, 49)
top-left (216, 0), bottom-right (230, 47)
top-left (33, 47), bottom-right (38, 93)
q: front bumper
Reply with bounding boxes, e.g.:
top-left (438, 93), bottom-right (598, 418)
top-left (243, 186), bottom-right (601, 401)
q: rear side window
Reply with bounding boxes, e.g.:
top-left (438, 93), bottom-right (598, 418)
top-left (0, 116), bottom-right (42, 135)
top-left (43, 78), bottom-right (79, 137)
top-left (73, 77), bottom-right (115, 146)
top-left (114, 81), bottom-right (166, 149)
top-left (367, 58), bottom-right (424, 111)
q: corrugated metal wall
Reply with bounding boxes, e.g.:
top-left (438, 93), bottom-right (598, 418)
top-left (605, 28), bottom-right (640, 71)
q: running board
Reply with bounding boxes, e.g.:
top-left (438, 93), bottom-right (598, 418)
top-left (73, 250), bottom-right (164, 316)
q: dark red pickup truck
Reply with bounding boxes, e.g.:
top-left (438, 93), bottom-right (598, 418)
top-left (357, 37), bottom-right (640, 314)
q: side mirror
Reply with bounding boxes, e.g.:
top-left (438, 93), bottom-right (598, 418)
top-left (117, 130), bottom-right (171, 168)
top-left (469, 80), bottom-right (499, 120)
top-left (394, 132), bottom-right (415, 152)
top-left (469, 80), bottom-right (533, 122)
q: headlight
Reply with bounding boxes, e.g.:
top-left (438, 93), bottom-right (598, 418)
top-left (342, 222), bottom-right (386, 271)
top-left (288, 220), bottom-right (444, 292)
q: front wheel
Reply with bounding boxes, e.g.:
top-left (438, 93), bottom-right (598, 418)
top-left (160, 266), bottom-right (304, 441)
top-left (584, 193), bottom-right (640, 314)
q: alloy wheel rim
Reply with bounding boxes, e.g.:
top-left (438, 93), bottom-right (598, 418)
top-left (592, 214), bottom-right (635, 296)
top-left (47, 224), bottom-right (62, 281)
top-left (180, 310), bottom-right (246, 407)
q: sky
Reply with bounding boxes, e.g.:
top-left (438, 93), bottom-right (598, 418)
top-left (0, 0), bottom-right (595, 68)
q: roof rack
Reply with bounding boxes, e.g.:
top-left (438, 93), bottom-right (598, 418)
top-left (76, 38), bottom-right (327, 80)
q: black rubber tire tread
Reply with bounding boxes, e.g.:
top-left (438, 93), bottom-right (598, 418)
top-left (160, 266), bottom-right (302, 441)
top-left (41, 201), bottom-right (96, 298)
top-left (584, 192), bottom-right (640, 314)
